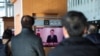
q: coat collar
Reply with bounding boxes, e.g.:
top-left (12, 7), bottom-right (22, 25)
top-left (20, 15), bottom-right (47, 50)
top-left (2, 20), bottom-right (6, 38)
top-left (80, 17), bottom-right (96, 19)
top-left (21, 28), bottom-right (34, 34)
top-left (61, 37), bottom-right (94, 45)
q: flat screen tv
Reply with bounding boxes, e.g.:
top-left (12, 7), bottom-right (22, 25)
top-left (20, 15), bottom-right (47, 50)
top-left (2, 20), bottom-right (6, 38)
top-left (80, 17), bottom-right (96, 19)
top-left (35, 26), bottom-right (64, 47)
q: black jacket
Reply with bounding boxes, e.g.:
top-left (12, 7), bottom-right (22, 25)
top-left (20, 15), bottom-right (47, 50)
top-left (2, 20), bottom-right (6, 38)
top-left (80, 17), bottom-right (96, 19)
top-left (47, 35), bottom-right (58, 43)
top-left (86, 33), bottom-right (100, 44)
top-left (48, 37), bottom-right (100, 56)
top-left (11, 28), bottom-right (45, 56)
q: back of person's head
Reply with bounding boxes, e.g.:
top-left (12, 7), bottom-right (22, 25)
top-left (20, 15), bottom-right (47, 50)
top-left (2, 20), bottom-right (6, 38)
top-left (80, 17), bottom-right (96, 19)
top-left (21, 15), bottom-right (35, 29)
top-left (3, 29), bottom-right (12, 39)
top-left (62, 11), bottom-right (87, 37)
top-left (87, 24), bottom-right (98, 34)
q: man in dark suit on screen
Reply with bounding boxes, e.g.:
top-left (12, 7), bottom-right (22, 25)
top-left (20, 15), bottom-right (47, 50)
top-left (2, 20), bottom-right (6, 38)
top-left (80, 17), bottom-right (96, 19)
top-left (47, 29), bottom-right (58, 43)
top-left (11, 15), bottom-right (45, 56)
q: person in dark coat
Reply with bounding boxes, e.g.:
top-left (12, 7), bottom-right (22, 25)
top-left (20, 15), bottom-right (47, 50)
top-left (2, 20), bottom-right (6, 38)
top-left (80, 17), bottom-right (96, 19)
top-left (2, 28), bottom-right (13, 56)
top-left (48, 11), bottom-right (100, 56)
top-left (47, 29), bottom-right (58, 43)
top-left (0, 39), bottom-right (6, 56)
top-left (11, 15), bottom-right (45, 56)
top-left (86, 24), bottom-right (100, 44)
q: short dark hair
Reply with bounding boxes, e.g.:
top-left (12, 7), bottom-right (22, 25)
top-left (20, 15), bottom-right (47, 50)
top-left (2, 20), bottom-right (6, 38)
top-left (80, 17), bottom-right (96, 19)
top-left (62, 11), bottom-right (87, 37)
top-left (50, 29), bottom-right (54, 32)
top-left (21, 15), bottom-right (35, 28)
top-left (3, 29), bottom-right (12, 39)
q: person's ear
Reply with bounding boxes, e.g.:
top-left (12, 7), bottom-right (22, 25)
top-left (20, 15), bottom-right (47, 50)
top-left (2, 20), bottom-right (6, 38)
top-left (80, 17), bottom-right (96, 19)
top-left (84, 27), bottom-right (87, 34)
top-left (63, 27), bottom-right (69, 38)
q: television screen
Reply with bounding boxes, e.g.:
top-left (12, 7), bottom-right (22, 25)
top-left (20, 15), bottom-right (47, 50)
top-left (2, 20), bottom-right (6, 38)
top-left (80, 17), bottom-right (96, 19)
top-left (35, 26), bottom-right (64, 47)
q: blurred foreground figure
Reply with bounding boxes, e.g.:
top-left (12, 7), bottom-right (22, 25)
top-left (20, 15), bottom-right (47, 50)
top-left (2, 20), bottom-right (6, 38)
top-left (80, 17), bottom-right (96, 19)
top-left (48, 11), bottom-right (100, 56)
top-left (86, 24), bottom-right (100, 47)
top-left (2, 28), bottom-right (13, 56)
top-left (11, 15), bottom-right (45, 56)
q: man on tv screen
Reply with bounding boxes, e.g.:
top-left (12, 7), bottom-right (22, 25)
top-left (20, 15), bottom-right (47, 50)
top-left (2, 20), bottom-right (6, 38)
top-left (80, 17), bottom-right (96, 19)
top-left (47, 29), bottom-right (58, 43)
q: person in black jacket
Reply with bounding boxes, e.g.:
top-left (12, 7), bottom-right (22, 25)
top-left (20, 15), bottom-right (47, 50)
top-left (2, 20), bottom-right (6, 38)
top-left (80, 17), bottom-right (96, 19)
top-left (47, 29), bottom-right (58, 43)
top-left (0, 39), bottom-right (6, 56)
top-left (48, 11), bottom-right (100, 56)
top-left (86, 24), bottom-right (100, 44)
top-left (11, 15), bottom-right (45, 56)
top-left (2, 28), bottom-right (13, 56)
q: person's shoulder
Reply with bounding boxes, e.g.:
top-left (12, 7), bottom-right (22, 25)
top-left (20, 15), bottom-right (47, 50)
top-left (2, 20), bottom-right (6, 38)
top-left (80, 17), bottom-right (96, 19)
top-left (48, 43), bottom-right (65, 56)
top-left (30, 36), bottom-right (42, 47)
top-left (31, 34), bottom-right (42, 42)
top-left (54, 35), bottom-right (57, 38)
top-left (54, 35), bottom-right (57, 36)
top-left (32, 34), bottom-right (40, 39)
top-left (48, 35), bottom-right (51, 37)
top-left (96, 33), bottom-right (100, 37)
top-left (86, 33), bottom-right (95, 37)
top-left (11, 34), bottom-right (21, 41)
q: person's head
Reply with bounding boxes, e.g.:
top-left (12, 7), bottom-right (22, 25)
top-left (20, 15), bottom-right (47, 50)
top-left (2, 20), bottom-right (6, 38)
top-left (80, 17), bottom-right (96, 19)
top-left (3, 29), bottom-right (13, 39)
top-left (87, 24), bottom-right (97, 34)
top-left (50, 29), bottom-right (55, 35)
top-left (21, 15), bottom-right (35, 29)
top-left (62, 11), bottom-right (87, 37)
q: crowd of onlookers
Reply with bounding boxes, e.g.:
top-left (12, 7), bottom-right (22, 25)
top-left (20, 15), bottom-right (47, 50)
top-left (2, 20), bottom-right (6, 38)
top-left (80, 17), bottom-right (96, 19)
top-left (0, 11), bottom-right (100, 56)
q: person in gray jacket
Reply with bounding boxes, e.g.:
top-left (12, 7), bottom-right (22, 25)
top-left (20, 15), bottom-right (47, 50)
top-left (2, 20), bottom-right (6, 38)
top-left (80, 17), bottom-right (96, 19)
top-left (11, 15), bottom-right (45, 56)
